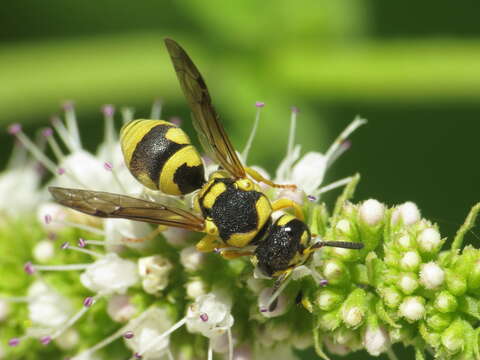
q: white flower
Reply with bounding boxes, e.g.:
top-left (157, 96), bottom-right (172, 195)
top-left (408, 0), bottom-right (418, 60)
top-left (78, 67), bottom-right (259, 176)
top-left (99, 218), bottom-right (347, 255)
top-left (104, 219), bottom-right (153, 252)
top-left (186, 293), bottom-right (234, 338)
top-left (107, 294), bottom-right (137, 322)
top-left (359, 199), bottom-right (385, 226)
top-left (27, 281), bottom-right (73, 329)
top-left (398, 273), bottom-right (419, 294)
top-left (257, 287), bottom-right (288, 318)
top-left (391, 202), bottom-right (420, 225)
top-left (418, 227), bottom-right (442, 253)
top-left (124, 308), bottom-right (174, 359)
top-left (363, 325), bottom-right (390, 356)
top-left (138, 255), bottom-right (173, 294)
top-left (342, 306), bottom-right (364, 328)
top-left (180, 246), bottom-right (205, 271)
top-left (80, 253), bottom-right (139, 295)
top-left (186, 279), bottom-right (208, 299)
top-left (420, 262), bottom-right (445, 289)
top-left (399, 251), bottom-right (421, 271)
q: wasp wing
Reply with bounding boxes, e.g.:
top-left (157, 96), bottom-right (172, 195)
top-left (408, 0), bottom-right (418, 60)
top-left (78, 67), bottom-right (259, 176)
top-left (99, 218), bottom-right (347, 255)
top-left (164, 38), bottom-right (246, 179)
top-left (49, 187), bottom-right (205, 232)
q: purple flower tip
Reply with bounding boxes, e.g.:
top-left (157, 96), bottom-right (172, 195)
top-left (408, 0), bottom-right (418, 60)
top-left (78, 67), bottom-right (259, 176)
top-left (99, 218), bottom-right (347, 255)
top-left (319, 279), bottom-right (329, 287)
top-left (291, 106), bottom-right (299, 114)
top-left (123, 331), bottom-right (134, 339)
top-left (200, 313), bottom-right (209, 322)
top-left (307, 195), bottom-right (317, 202)
top-left (60, 242), bottom-right (70, 250)
top-left (8, 338), bottom-right (20, 347)
top-left (42, 128), bottom-right (54, 137)
top-left (341, 139), bottom-right (352, 150)
top-left (44, 214), bottom-right (52, 225)
top-left (62, 101), bottom-right (75, 111)
top-left (78, 238), bottom-right (86, 248)
top-left (83, 296), bottom-right (94, 308)
top-left (57, 168), bottom-right (65, 175)
top-left (102, 105), bottom-right (115, 117)
top-left (260, 307), bottom-right (268, 313)
top-left (103, 162), bottom-right (113, 171)
top-left (7, 123), bottom-right (22, 135)
top-left (255, 101), bottom-right (265, 108)
top-left (48, 232), bottom-right (57, 241)
top-left (134, 352), bottom-right (143, 359)
top-left (40, 336), bottom-right (52, 345)
top-left (24, 261), bottom-right (35, 275)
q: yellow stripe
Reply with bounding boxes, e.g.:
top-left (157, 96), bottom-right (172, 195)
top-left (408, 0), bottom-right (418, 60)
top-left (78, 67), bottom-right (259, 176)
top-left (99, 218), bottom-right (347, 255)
top-left (159, 145), bottom-right (203, 195)
top-left (120, 119), bottom-right (171, 166)
top-left (201, 181), bottom-right (227, 209)
top-left (165, 127), bottom-right (191, 145)
top-left (277, 214), bottom-right (295, 226)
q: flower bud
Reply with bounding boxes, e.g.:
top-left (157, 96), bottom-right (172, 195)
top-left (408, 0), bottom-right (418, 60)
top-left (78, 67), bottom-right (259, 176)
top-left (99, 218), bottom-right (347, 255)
top-left (391, 202), bottom-right (420, 226)
top-left (381, 287), bottom-right (402, 309)
top-left (398, 273), bottom-right (419, 295)
top-left (396, 234), bottom-right (414, 250)
top-left (433, 291), bottom-right (457, 313)
top-left (258, 288), bottom-right (288, 318)
top-left (332, 327), bottom-right (356, 345)
top-left (399, 296), bottom-right (425, 322)
top-left (33, 240), bottom-right (55, 263)
top-left (399, 251), bottom-right (421, 272)
top-left (266, 322), bottom-right (291, 341)
top-left (445, 270), bottom-right (467, 296)
top-left (335, 219), bottom-right (351, 234)
top-left (359, 199), bottom-right (385, 226)
top-left (186, 279), bottom-right (207, 299)
top-left (107, 294), bottom-right (137, 322)
top-left (318, 310), bottom-right (341, 331)
top-left (441, 320), bottom-right (465, 354)
top-left (419, 262), bottom-right (445, 290)
top-left (322, 259), bottom-right (348, 285)
top-left (56, 329), bottom-right (79, 350)
top-left (417, 228), bottom-right (442, 254)
top-left (341, 289), bottom-right (367, 329)
top-left (315, 289), bottom-right (344, 311)
top-left (180, 246), bottom-right (205, 272)
top-left (363, 325), bottom-right (390, 356)
top-left (426, 312), bottom-right (453, 332)
top-left (138, 255), bottom-right (172, 294)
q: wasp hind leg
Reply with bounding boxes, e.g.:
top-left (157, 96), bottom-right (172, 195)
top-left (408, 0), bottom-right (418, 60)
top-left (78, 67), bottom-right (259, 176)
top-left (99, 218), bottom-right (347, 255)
top-left (271, 198), bottom-right (304, 221)
top-left (123, 225), bottom-right (167, 243)
top-left (220, 249), bottom-right (255, 259)
top-left (245, 167), bottom-right (297, 190)
top-left (196, 234), bottom-right (225, 253)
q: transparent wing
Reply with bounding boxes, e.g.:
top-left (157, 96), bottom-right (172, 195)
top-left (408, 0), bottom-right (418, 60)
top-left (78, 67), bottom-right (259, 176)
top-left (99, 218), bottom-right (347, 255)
top-left (164, 38), bottom-right (246, 179)
top-left (49, 187), bottom-right (205, 232)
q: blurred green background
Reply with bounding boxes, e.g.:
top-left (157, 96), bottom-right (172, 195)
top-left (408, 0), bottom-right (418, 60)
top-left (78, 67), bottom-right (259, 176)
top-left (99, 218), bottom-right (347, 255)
top-left (1, 1), bottom-right (479, 358)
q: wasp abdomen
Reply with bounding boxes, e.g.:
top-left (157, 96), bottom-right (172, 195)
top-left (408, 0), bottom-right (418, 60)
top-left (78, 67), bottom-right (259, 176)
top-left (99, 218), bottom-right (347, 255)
top-left (121, 119), bottom-right (205, 195)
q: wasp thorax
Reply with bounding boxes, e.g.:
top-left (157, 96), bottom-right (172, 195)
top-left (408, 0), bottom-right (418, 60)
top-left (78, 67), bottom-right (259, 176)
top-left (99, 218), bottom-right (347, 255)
top-left (120, 119), bottom-right (205, 195)
top-left (255, 214), bottom-right (311, 277)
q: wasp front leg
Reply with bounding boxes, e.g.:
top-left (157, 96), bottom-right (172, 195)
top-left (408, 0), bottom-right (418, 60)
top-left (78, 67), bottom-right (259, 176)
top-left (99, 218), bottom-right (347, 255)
top-left (245, 167), bottom-right (297, 190)
top-left (271, 198), bottom-right (304, 221)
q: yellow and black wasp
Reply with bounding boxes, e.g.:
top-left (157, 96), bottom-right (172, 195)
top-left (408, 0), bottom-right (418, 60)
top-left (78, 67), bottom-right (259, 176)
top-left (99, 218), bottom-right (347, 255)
top-left (49, 39), bottom-right (363, 291)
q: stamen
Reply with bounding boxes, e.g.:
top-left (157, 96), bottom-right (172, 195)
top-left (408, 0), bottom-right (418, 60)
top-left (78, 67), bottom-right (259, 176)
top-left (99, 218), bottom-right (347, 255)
top-left (78, 238), bottom-right (86, 248)
top-left (103, 162), bottom-right (127, 193)
top-left (83, 296), bottom-right (95, 307)
top-left (121, 107), bottom-right (135, 124)
top-left (307, 195), bottom-right (317, 202)
top-left (208, 340), bottom-right (213, 360)
top-left (48, 295), bottom-right (100, 341)
top-left (242, 101), bottom-right (264, 162)
top-left (150, 99), bottom-right (162, 120)
top-left (7, 123), bottom-right (22, 135)
top-left (43, 128), bottom-right (65, 161)
top-left (61, 242), bottom-right (103, 258)
top-left (63, 101), bottom-right (82, 150)
top-left (27, 263), bottom-right (91, 272)
top-left (324, 116), bottom-right (366, 167)
top-left (285, 106), bottom-right (298, 179)
top-left (123, 331), bottom-right (134, 339)
top-left (57, 167), bottom-right (66, 175)
top-left (200, 313), bottom-right (208, 322)
top-left (315, 176), bottom-right (353, 196)
top-left (8, 337), bottom-right (20, 346)
top-left (40, 336), bottom-right (52, 345)
top-left (134, 353), bottom-right (142, 359)
top-left (227, 327), bottom-right (233, 360)
top-left (44, 214), bottom-right (52, 224)
top-left (51, 117), bottom-right (76, 153)
top-left (136, 317), bottom-right (187, 357)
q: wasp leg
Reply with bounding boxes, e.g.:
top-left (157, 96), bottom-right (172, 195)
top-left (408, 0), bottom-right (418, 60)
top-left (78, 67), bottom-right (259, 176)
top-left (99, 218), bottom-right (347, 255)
top-left (220, 249), bottom-right (254, 259)
top-left (267, 268), bottom-right (294, 312)
top-left (123, 225), bottom-right (167, 243)
top-left (245, 167), bottom-right (297, 190)
top-left (196, 234), bottom-right (224, 252)
top-left (271, 198), bottom-right (304, 221)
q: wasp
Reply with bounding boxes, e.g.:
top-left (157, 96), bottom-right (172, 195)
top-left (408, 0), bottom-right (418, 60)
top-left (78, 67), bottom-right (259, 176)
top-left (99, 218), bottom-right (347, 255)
top-left (49, 39), bottom-right (363, 294)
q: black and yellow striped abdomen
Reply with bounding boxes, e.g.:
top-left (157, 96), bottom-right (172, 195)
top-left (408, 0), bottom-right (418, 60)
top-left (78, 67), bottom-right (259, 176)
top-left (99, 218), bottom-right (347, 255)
top-left (121, 119), bottom-right (205, 195)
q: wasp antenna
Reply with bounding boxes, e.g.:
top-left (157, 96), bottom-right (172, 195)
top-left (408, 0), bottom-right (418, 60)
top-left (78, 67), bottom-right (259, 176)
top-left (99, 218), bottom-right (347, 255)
top-left (311, 240), bottom-right (364, 250)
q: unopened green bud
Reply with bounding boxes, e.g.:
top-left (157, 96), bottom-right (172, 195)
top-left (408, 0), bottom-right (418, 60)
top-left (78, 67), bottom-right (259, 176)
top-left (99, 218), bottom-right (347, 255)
top-left (445, 269), bottom-right (467, 296)
top-left (318, 309), bottom-right (341, 331)
top-left (441, 320), bottom-right (465, 354)
top-left (335, 219), bottom-right (351, 235)
top-left (398, 273), bottom-right (419, 295)
top-left (434, 291), bottom-right (458, 313)
top-left (332, 327), bottom-right (356, 345)
top-left (341, 289), bottom-right (367, 329)
top-left (316, 289), bottom-right (344, 311)
top-left (381, 286), bottom-right (402, 309)
top-left (467, 260), bottom-right (480, 290)
top-left (396, 234), bottom-right (414, 250)
top-left (330, 246), bottom-right (359, 262)
top-left (322, 259), bottom-right (349, 285)
top-left (426, 312), bottom-right (453, 331)
top-left (399, 251), bottom-right (421, 272)
top-left (399, 296), bottom-right (425, 322)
